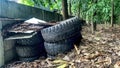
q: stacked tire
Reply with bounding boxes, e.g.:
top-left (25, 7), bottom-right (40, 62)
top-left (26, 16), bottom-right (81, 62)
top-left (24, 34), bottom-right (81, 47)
top-left (41, 17), bottom-right (83, 57)
top-left (15, 32), bottom-right (46, 62)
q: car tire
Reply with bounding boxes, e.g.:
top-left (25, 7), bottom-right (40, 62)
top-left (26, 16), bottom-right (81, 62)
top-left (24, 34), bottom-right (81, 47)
top-left (16, 45), bottom-right (41, 58)
top-left (44, 39), bottom-right (74, 56)
top-left (41, 17), bottom-right (82, 42)
top-left (16, 32), bottom-right (44, 46)
top-left (19, 56), bottom-right (39, 62)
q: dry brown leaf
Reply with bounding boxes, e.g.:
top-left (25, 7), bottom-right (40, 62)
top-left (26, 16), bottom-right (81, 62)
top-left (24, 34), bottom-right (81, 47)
top-left (46, 58), bottom-right (52, 66)
top-left (105, 57), bottom-right (112, 65)
top-left (78, 57), bottom-right (89, 62)
top-left (96, 60), bottom-right (109, 64)
top-left (53, 59), bottom-right (74, 68)
top-left (95, 57), bottom-right (111, 65)
top-left (116, 51), bottom-right (120, 56)
top-left (94, 37), bottom-right (101, 41)
top-left (57, 64), bottom-right (68, 68)
top-left (63, 56), bottom-right (70, 61)
top-left (114, 61), bottom-right (120, 68)
top-left (53, 60), bottom-right (68, 64)
top-left (85, 51), bottom-right (101, 60)
top-left (69, 62), bottom-right (75, 68)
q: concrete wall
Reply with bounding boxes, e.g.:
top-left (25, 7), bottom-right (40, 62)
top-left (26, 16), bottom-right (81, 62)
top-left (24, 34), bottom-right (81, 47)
top-left (0, 20), bottom-right (23, 67)
top-left (0, 0), bottom-right (62, 67)
top-left (0, 0), bottom-right (62, 21)
top-left (4, 40), bottom-right (16, 63)
top-left (0, 30), bottom-right (4, 67)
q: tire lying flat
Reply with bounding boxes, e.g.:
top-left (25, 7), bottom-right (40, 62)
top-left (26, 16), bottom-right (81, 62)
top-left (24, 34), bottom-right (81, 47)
top-left (41, 17), bottom-right (82, 42)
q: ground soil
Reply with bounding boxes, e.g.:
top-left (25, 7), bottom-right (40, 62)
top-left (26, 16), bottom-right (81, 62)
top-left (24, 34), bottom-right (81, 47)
top-left (4, 25), bottom-right (120, 68)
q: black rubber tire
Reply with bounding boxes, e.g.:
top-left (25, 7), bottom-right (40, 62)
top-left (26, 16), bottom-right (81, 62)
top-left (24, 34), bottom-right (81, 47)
top-left (16, 45), bottom-right (41, 58)
top-left (41, 17), bottom-right (82, 42)
top-left (16, 32), bottom-right (44, 46)
top-left (44, 32), bottom-right (82, 57)
top-left (69, 32), bottom-right (83, 44)
top-left (19, 56), bottom-right (39, 62)
top-left (44, 39), bottom-right (74, 56)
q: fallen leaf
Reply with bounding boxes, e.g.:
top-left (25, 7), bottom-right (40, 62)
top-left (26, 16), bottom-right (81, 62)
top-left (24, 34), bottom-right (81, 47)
top-left (85, 51), bottom-right (101, 60)
top-left (114, 61), bottom-right (120, 68)
top-left (53, 60), bottom-right (67, 64)
top-left (45, 58), bottom-right (52, 66)
top-left (96, 57), bottom-right (112, 65)
top-left (105, 57), bottom-right (112, 65)
top-left (116, 51), bottom-right (120, 56)
top-left (94, 37), bottom-right (101, 41)
top-left (57, 64), bottom-right (68, 68)
top-left (63, 56), bottom-right (70, 61)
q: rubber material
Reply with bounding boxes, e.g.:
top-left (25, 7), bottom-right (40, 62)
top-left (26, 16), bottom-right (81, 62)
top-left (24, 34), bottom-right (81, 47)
top-left (16, 32), bottom-right (44, 45)
top-left (44, 40), bottom-right (74, 56)
top-left (44, 31), bottom-right (82, 56)
top-left (19, 56), bottom-right (39, 62)
top-left (41, 17), bottom-right (82, 42)
top-left (16, 44), bottom-right (42, 57)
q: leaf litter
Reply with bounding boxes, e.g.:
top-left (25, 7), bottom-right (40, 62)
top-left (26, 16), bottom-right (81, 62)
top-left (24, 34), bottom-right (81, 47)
top-left (4, 25), bottom-right (120, 68)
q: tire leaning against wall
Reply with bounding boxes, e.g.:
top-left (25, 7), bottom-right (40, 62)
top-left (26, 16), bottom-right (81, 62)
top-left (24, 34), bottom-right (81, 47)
top-left (41, 17), bottom-right (82, 42)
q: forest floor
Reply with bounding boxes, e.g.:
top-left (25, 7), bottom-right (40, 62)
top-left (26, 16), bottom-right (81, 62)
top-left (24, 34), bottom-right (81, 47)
top-left (5, 25), bottom-right (120, 68)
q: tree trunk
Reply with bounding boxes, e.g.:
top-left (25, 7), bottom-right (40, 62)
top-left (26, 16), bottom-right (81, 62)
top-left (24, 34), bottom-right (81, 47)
top-left (91, 17), bottom-right (97, 34)
top-left (111, 0), bottom-right (114, 27)
top-left (78, 1), bottom-right (81, 18)
top-left (91, 0), bottom-right (97, 33)
top-left (62, 0), bottom-right (69, 20)
top-left (68, 0), bottom-right (72, 15)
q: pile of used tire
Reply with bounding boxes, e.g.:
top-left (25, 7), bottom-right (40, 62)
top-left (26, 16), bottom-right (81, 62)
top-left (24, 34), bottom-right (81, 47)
top-left (41, 17), bottom-right (83, 58)
top-left (16, 32), bottom-right (46, 62)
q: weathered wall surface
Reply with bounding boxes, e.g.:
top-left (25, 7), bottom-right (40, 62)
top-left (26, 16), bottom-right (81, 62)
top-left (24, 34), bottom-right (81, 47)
top-left (0, 30), bottom-right (4, 67)
top-left (0, 0), bottom-right (62, 21)
top-left (0, 20), bottom-right (23, 67)
top-left (0, 0), bottom-right (62, 67)
top-left (4, 40), bottom-right (16, 63)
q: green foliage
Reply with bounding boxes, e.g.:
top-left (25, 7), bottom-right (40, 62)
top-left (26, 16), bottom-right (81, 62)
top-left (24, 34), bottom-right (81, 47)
top-left (114, 0), bottom-right (120, 23)
top-left (19, 0), bottom-right (34, 6)
top-left (32, 0), bottom-right (62, 11)
top-left (19, 0), bottom-right (120, 23)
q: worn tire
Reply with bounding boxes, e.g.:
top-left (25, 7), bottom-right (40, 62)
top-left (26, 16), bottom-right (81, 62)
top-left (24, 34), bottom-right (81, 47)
top-left (41, 17), bottom-right (82, 42)
top-left (16, 32), bottom-right (44, 46)
top-left (44, 40), bottom-right (74, 56)
top-left (16, 45), bottom-right (41, 58)
top-left (19, 56), bottom-right (39, 62)
top-left (44, 32), bottom-right (82, 56)
top-left (68, 31), bottom-right (82, 43)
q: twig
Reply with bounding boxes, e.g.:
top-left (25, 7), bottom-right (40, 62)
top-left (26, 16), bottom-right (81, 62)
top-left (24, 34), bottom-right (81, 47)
top-left (74, 45), bottom-right (80, 55)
